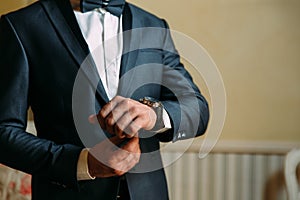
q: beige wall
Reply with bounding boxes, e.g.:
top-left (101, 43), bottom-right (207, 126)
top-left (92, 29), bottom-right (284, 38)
top-left (0, 0), bottom-right (30, 15)
top-left (1, 0), bottom-right (300, 142)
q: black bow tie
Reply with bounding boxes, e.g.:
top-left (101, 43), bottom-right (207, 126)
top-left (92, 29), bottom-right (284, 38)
top-left (80, 0), bottom-right (125, 17)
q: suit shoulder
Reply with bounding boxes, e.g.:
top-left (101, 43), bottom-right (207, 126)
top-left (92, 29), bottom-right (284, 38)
top-left (2, 1), bottom-right (42, 17)
top-left (1, 1), bottom-right (43, 24)
top-left (127, 3), bottom-right (167, 28)
top-left (0, 1), bottom-right (48, 35)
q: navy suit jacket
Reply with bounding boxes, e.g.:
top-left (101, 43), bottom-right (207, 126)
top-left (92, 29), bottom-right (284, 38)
top-left (0, 0), bottom-right (209, 199)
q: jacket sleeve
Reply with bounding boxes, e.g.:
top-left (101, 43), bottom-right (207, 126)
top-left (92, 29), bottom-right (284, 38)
top-left (156, 20), bottom-right (210, 143)
top-left (0, 15), bottom-right (82, 189)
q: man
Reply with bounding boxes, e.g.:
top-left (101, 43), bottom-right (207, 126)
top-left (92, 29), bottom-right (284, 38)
top-left (0, 0), bottom-right (209, 199)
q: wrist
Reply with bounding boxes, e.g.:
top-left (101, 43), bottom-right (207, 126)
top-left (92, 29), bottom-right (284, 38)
top-left (139, 97), bottom-right (164, 132)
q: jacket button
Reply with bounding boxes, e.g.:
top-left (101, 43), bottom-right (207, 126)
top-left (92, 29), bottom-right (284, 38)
top-left (177, 131), bottom-right (186, 139)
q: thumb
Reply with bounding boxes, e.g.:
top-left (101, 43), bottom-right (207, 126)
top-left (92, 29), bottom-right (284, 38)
top-left (88, 114), bottom-right (98, 124)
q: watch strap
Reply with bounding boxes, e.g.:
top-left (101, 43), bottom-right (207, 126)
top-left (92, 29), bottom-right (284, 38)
top-left (139, 97), bottom-right (165, 132)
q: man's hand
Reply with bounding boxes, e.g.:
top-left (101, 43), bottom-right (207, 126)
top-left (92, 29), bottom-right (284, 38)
top-left (88, 136), bottom-right (141, 178)
top-left (95, 96), bottom-right (157, 138)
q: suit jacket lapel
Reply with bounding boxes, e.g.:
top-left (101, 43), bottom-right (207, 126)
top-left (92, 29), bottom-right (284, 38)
top-left (118, 3), bottom-right (141, 98)
top-left (119, 3), bottom-right (132, 77)
top-left (40, 1), bottom-right (141, 102)
top-left (40, 0), bottom-right (91, 67)
top-left (40, 0), bottom-right (109, 104)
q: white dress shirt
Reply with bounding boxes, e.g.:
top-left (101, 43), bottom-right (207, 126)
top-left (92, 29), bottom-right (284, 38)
top-left (74, 8), bottom-right (122, 99)
top-left (74, 8), bottom-right (171, 180)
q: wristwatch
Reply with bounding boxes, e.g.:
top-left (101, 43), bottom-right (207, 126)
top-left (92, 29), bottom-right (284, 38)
top-left (139, 97), bottom-right (165, 132)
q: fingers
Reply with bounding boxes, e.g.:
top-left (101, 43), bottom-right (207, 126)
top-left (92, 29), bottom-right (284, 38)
top-left (110, 150), bottom-right (139, 175)
top-left (88, 136), bottom-right (141, 178)
top-left (113, 137), bottom-right (141, 174)
top-left (114, 153), bottom-right (140, 175)
top-left (97, 96), bottom-right (130, 136)
top-left (114, 112), bottom-right (134, 138)
top-left (114, 112), bottom-right (141, 138)
top-left (91, 96), bottom-right (156, 139)
top-left (95, 96), bottom-right (124, 133)
top-left (109, 137), bottom-right (140, 163)
top-left (100, 96), bottom-right (124, 118)
top-left (98, 96), bottom-right (141, 137)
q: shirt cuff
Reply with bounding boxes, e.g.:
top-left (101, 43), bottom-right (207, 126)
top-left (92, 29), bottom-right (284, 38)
top-left (156, 108), bottom-right (172, 133)
top-left (77, 148), bottom-right (96, 181)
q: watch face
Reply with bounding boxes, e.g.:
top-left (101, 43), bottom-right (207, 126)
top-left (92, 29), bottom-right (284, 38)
top-left (139, 97), bottom-right (164, 131)
top-left (152, 102), bottom-right (161, 108)
top-left (140, 97), bottom-right (161, 108)
top-left (144, 97), bottom-right (157, 102)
